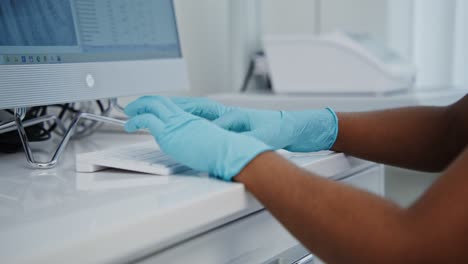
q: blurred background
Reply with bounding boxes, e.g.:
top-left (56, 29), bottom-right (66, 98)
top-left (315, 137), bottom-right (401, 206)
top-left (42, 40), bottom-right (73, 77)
top-left (175, 0), bottom-right (467, 94)
top-left (173, 0), bottom-right (467, 206)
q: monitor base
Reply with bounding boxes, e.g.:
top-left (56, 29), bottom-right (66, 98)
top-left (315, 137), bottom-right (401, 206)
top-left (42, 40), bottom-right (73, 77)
top-left (2, 99), bottom-right (126, 169)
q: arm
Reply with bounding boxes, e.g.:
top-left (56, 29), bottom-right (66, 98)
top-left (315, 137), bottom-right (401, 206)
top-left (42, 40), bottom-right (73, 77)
top-left (333, 95), bottom-right (468, 172)
top-left (235, 147), bottom-right (468, 263)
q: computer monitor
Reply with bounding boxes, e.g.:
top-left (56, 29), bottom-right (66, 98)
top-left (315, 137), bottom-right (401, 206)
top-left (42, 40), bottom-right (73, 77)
top-left (0, 0), bottom-right (189, 110)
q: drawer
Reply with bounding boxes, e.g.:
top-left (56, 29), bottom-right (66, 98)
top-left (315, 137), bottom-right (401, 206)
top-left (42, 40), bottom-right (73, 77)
top-left (137, 210), bottom-right (305, 264)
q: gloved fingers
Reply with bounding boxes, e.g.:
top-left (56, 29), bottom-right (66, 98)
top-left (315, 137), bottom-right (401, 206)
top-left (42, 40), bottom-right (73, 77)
top-left (125, 96), bottom-right (181, 122)
top-left (171, 97), bottom-right (224, 120)
top-left (125, 114), bottom-right (165, 135)
top-left (125, 96), bottom-right (165, 117)
top-left (213, 111), bottom-right (249, 132)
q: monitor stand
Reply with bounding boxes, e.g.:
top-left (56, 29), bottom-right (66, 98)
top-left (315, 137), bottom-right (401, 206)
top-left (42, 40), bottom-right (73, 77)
top-left (0, 99), bottom-right (126, 169)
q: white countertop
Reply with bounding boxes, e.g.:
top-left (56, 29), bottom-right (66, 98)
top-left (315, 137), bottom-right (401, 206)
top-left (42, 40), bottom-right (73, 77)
top-left (0, 131), bottom-right (372, 264)
top-left (209, 89), bottom-right (466, 111)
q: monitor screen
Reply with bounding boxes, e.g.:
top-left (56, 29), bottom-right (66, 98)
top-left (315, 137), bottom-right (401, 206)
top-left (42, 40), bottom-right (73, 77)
top-left (0, 0), bottom-right (181, 65)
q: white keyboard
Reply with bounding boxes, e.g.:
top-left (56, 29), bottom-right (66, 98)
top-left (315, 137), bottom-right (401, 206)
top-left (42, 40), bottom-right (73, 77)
top-left (76, 142), bottom-right (342, 176)
top-left (76, 143), bottom-right (191, 175)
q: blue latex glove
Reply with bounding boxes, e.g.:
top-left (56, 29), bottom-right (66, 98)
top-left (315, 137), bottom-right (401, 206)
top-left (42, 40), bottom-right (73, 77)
top-left (124, 96), bottom-right (273, 181)
top-left (171, 97), bottom-right (339, 152)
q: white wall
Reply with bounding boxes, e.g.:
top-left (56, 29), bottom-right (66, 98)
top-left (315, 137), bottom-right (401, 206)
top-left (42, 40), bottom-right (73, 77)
top-left (320, 0), bottom-right (388, 42)
top-left (412, 0), bottom-right (456, 88)
top-left (174, 0), bottom-right (231, 95)
top-left (173, 0), bottom-right (261, 95)
top-left (229, 1), bottom-right (262, 94)
top-left (387, 0), bottom-right (467, 89)
top-left (453, 0), bottom-right (468, 88)
top-left (261, 0), bottom-right (388, 41)
top-left (261, 0), bottom-right (319, 35)
top-left (386, 0), bottom-right (413, 58)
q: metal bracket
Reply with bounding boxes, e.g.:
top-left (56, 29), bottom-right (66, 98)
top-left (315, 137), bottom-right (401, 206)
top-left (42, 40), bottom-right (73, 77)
top-left (0, 114), bottom-right (67, 135)
top-left (9, 100), bottom-right (126, 169)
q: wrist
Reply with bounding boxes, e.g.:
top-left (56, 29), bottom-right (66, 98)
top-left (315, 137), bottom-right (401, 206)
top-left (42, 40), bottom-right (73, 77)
top-left (324, 107), bottom-right (339, 150)
top-left (330, 112), bottom-right (345, 152)
top-left (217, 134), bottom-right (274, 181)
top-left (284, 108), bottom-right (339, 152)
top-left (233, 151), bottom-right (277, 183)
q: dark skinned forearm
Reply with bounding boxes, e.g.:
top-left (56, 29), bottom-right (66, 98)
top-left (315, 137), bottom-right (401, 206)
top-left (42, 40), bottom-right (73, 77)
top-left (332, 95), bottom-right (468, 172)
top-left (236, 152), bottom-right (409, 263)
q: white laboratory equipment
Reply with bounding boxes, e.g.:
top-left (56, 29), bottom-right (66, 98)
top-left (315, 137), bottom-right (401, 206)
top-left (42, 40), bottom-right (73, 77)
top-left (263, 32), bottom-right (416, 95)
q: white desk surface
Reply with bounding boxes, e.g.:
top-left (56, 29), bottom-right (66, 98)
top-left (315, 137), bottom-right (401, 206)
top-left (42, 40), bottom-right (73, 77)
top-left (0, 131), bottom-right (372, 264)
top-left (209, 89), bottom-right (466, 111)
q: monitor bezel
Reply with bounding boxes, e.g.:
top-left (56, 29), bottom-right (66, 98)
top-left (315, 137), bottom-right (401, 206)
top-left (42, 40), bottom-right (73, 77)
top-left (0, 58), bottom-right (189, 110)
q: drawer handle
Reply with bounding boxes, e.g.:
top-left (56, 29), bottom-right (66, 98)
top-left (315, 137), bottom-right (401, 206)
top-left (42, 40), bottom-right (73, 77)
top-left (294, 254), bottom-right (314, 264)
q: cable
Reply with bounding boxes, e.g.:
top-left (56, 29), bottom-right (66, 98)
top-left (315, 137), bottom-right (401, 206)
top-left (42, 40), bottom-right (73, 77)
top-left (0, 99), bottom-right (113, 154)
top-left (0, 107), bottom-right (51, 153)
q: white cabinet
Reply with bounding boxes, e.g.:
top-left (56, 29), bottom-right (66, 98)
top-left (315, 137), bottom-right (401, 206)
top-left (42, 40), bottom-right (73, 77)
top-left (137, 165), bottom-right (383, 264)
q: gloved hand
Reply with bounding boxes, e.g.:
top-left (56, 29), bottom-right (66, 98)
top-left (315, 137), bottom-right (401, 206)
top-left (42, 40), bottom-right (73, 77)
top-left (124, 96), bottom-right (273, 181)
top-left (171, 97), bottom-right (339, 152)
